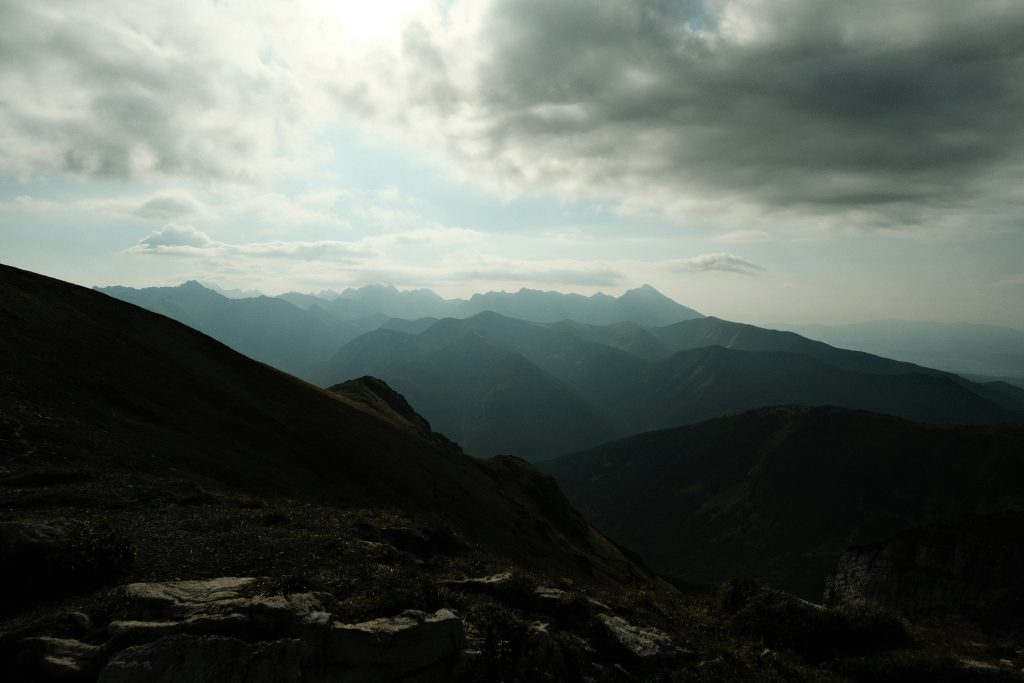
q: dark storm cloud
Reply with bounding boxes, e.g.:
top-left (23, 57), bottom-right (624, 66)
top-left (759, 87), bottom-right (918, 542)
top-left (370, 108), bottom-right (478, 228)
top-left (3, 0), bottom-right (1022, 230)
top-left (403, 0), bottom-right (1024, 225)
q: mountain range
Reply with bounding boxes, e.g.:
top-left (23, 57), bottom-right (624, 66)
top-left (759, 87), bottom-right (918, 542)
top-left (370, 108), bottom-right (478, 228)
top-left (314, 312), bottom-right (1024, 460)
top-left (95, 281), bottom-right (702, 379)
top-left (278, 282), bottom-right (703, 327)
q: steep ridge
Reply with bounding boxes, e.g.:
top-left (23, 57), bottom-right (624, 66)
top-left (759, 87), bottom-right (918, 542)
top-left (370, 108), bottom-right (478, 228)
top-left (540, 406), bottom-right (1024, 598)
top-left (653, 317), bottom-right (1024, 413)
top-left (1, 264), bottom-right (638, 584)
top-left (328, 328), bottom-right (618, 459)
top-left (328, 375), bottom-right (454, 448)
top-left (629, 346), bottom-right (1014, 432)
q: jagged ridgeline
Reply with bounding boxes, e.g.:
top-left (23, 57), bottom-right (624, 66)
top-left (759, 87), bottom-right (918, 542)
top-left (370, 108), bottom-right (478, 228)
top-left (94, 280), bottom-right (701, 379)
top-left (95, 279), bottom-right (1024, 463)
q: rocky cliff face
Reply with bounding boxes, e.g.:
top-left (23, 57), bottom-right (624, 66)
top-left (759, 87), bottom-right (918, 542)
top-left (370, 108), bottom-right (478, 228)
top-left (825, 512), bottom-right (1024, 623)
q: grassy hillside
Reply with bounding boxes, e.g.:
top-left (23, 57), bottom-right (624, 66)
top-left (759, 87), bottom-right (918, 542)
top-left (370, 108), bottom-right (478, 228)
top-left (541, 406), bottom-right (1024, 598)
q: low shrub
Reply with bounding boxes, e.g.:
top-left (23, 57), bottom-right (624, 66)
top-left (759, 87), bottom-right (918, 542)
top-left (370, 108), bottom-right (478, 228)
top-left (719, 579), bottom-right (910, 661)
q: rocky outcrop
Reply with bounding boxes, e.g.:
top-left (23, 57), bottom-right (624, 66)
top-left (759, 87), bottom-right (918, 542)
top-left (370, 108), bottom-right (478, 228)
top-left (441, 572), bottom-right (515, 596)
top-left (18, 637), bottom-right (102, 680)
top-left (825, 512), bottom-right (1024, 622)
top-left (16, 577), bottom-right (467, 682)
top-left (596, 614), bottom-right (691, 666)
top-left (12, 573), bottom-right (704, 681)
top-left (329, 376), bottom-right (457, 450)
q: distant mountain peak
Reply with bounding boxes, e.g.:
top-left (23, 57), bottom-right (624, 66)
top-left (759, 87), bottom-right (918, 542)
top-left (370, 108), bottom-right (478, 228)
top-left (622, 283), bottom-right (666, 298)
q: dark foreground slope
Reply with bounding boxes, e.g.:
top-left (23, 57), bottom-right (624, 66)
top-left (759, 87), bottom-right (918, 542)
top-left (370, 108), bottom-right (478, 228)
top-left (541, 406), bottom-right (1024, 599)
top-left (6, 266), bottom-right (1024, 681)
top-left (0, 263), bottom-right (636, 585)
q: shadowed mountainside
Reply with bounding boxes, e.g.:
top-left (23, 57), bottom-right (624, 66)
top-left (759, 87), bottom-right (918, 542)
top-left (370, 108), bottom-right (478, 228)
top-left (540, 406), bottom-right (1024, 598)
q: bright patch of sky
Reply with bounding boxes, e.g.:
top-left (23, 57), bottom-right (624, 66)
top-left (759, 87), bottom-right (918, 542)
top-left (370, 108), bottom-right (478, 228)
top-left (1, 0), bottom-right (1022, 328)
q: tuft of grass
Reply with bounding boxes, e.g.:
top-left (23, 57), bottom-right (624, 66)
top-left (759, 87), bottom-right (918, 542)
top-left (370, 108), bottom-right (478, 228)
top-left (719, 579), bottom-right (911, 662)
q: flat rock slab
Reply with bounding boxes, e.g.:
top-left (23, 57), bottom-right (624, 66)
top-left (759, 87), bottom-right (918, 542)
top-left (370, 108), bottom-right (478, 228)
top-left (596, 614), bottom-right (688, 666)
top-left (323, 609), bottom-right (467, 677)
top-left (90, 578), bottom-right (466, 682)
top-left (19, 637), bottom-right (102, 680)
top-left (122, 577), bottom-right (257, 618)
top-left (441, 572), bottom-right (514, 595)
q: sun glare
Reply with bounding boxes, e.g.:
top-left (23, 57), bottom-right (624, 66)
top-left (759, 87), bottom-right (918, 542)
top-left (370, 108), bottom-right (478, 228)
top-left (317, 0), bottom-right (430, 42)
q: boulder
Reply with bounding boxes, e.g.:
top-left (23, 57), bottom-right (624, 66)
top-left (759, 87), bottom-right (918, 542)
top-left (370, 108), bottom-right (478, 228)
top-left (114, 577), bottom-right (332, 641)
top-left (320, 608), bottom-right (466, 679)
top-left (596, 614), bottom-right (687, 666)
top-left (120, 576), bottom-right (258, 619)
top-left (514, 622), bottom-right (569, 683)
top-left (441, 572), bottom-right (514, 595)
top-left (534, 586), bottom-right (569, 602)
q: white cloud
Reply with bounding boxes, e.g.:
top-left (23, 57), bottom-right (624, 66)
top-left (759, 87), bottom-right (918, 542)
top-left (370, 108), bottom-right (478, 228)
top-left (133, 192), bottom-right (205, 221)
top-left (131, 227), bottom-right (375, 262)
top-left (669, 253), bottom-right (765, 275)
top-left (139, 224), bottom-right (211, 248)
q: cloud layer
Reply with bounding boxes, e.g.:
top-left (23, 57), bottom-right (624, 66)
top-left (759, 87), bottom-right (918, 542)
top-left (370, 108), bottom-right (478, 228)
top-left (3, 0), bottom-right (1022, 231)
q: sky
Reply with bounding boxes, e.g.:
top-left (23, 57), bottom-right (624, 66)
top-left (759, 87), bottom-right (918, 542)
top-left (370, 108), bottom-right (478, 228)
top-left (1, 0), bottom-right (1022, 327)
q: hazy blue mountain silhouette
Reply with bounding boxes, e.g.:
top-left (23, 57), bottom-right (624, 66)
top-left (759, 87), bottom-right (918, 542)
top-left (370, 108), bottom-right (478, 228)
top-left (316, 312), bottom-right (1019, 460)
top-left (280, 283), bottom-right (702, 326)
top-left (314, 319), bottom-right (618, 459)
top-left (97, 282), bottom-right (359, 377)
